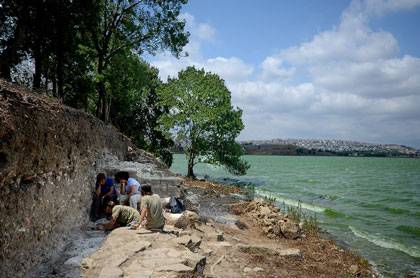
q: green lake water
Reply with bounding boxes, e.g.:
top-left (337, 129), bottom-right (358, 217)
top-left (171, 154), bottom-right (420, 277)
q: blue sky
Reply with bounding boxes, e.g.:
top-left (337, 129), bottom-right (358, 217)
top-left (147, 0), bottom-right (420, 148)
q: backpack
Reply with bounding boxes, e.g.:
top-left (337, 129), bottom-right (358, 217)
top-left (169, 196), bottom-right (184, 213)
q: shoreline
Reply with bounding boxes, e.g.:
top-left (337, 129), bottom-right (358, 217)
top-left (180, 177), bottom-right (377, 277)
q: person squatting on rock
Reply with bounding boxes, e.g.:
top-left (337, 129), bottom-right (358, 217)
top-left (97, 201), bottom-right (141, 230)
top-left (114, 171), bottom-right (141, 209)
top-left (133, 185), bottom-right (165, 231)
top-left (90, 173), bottom-right (114, 221)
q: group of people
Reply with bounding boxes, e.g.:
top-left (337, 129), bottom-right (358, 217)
top-left (91, 171), bottom-right (165, 231)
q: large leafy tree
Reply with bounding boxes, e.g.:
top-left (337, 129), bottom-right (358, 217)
top-left (106, 50), bottom-right (174, 165)
top-left (87, 0), bottom-right (189, 122)
top-left (0, 0), bottom-right (97, 99)
top-left (158, 66), bottom-right (249, 178)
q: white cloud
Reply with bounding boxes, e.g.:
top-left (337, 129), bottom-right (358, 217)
top-left (180, 13), bottom-right (216, 43)
top-left (345, 0), bottom-right (420, 19)
top-left (151, 13), bottom-right (253, 82)
top-left (259, 57), bottom-right (295, 81)
top-left (279, 16), bottom-right (398, 64)
top-left (148, 1), bottom-right (420, 147)
top-left (312, 56), bottom-right (420, 98)
top-left (205, 57), bottom-right (253, 81)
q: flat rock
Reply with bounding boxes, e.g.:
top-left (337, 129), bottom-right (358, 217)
top-left (277, 248), bottom-right (302, 257)
top-left (82, 227), bottom-right (206, 277)
top-left (237, 244), bottom-right (301, 257)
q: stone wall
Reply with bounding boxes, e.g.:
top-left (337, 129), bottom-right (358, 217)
top-left (0, 80), bottom-right (171, 276)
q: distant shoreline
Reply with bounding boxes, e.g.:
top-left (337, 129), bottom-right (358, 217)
top-left (171, 150), bottom-right (419, 158)
top-left (172, 139), bottom-right (419, 158)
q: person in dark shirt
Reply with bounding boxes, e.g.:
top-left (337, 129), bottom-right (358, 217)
top-left (90, 173), bottom-right (114, 221)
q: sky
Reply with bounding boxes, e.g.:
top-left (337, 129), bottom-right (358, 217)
top-left (146, 0), bottom-right (420, 148)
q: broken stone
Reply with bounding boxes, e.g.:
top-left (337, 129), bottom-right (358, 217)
top-left (277, 248), bottom-right (302, 257)
top-left (259, 206), bottom-right (271, 217)
top-left (217, 232), bottom-right (224, 242)
top-left (280, 221), bottom-right (301, 239)
top-left (253, 267), bottom-right (264, 272)
top-left (349, 264), bottom-right (359, 274)
top-left (175, 235), bottom-right (202, 252)
top-left (208, 241), bottom-right (232, 248)
top-left (175, 210), bottom-right (199, 229)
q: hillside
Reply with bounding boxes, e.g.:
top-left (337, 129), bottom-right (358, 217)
top-left (241, 139), bottom-right (419, 157)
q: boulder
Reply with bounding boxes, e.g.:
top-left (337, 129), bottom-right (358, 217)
top-left (164, 212), bottom-right (183, 226)
top-left (259, 206), bottom-right (272, 218)
top-left (279, 220), bottom-right (302, 239)
top-left (175, 210), bottom-right (199, 229)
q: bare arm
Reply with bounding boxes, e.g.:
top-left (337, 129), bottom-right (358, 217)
top-left (98, 217), bottom-right (117, 231)
top-left (132, 207), bottom-right (147, 230)
top-left (95, 185), bottom-right (101, 196)
top-left (128, 185), bottom-right (137, 197)
top-left (140, 207), bottom-right (147, 223)
top-left (120, 183), bottom-right (126, 194)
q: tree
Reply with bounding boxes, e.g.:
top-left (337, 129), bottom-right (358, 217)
top-left (106, 50), bottom-right (174, 165)
top-left (158, 66), bottom-right (249, 178)
top-left (87, 0), bottom-right (189, 123)
top-left (0, 0), bottom-right (97, 98)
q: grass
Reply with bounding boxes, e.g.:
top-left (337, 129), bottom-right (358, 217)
top-left (262, 194), bottom-right (277, 205)
top-left (283, 201), bottom-right (320, 236)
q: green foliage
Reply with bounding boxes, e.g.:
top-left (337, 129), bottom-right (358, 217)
top-left (302, 214), bottom-right (320, 235)
top-left (157, 66), bottom-right (249, 177)
top-left (0, 0), bottom-right (190, 166)
top-left (263, 195), bottom-right (277, 205)
top-left (105, 50), bottom-right (174, 165)
top-left (284, 201), bottom-right (303, 223)
top-left (282, 201), bottom-right (320, 236)
top-left (87, 0), bottom-right (190, 121)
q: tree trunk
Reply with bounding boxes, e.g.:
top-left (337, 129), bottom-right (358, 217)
top-left (56, 0), bottom-right (65, 99)
top-left (96, 80), bottom-right (111, 123)
top-left (96, 52), bottom-right (112, 123)
top-left (0, 61), bottom-right (11, 81)
top-left (33, 44), bottom-right (42, 89)
top-left (52, 75), bottom-right (57, 97)
top-left (33, 2), bottom-right (44, 89)
top-left (56, 50), bottom-right (64, 98)
top-left (187, 152), bottom-right (195, 179)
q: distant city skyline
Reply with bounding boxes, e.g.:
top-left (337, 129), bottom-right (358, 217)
top-left (146, 0), bottom-right (420, 148)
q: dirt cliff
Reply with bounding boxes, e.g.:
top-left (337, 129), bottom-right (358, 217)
top-left (0, 80), bottom-right (170, 276)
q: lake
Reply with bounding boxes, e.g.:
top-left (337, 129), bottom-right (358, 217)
top-left (171, 154), bottom-right (420, 277)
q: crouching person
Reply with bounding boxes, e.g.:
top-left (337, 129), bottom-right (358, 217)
top-left (90, 173), bottom-right (114, 221)
top-left (136, 185), bottom-right (165, 231)
top-left (97, 201), bottom-right (140, 230)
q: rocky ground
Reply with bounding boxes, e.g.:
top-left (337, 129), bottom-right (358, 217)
top-left (79, 179), bottom-right (375, 278)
